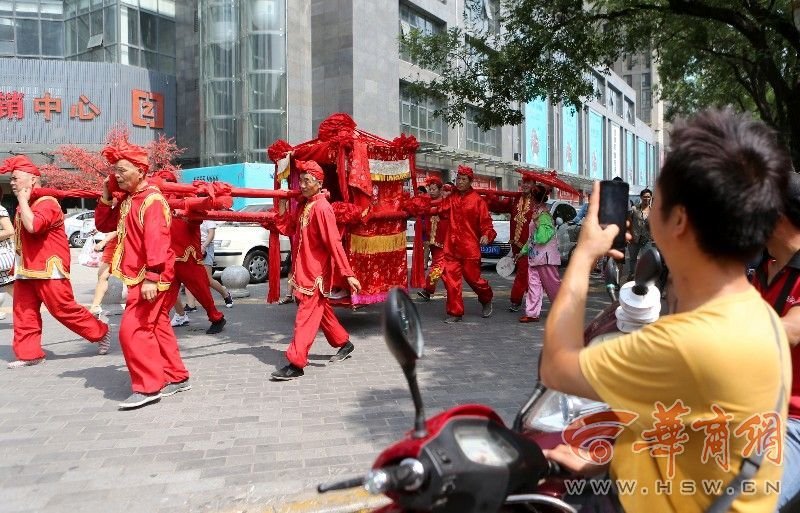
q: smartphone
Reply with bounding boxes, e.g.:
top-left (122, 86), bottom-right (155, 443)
top-left (598, 180), bottom-right (629, 251)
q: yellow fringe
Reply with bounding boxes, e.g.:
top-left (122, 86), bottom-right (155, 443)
top-left (276, 168), bottom-right (291, 182)
top-left (369, 171), bottom-right (411, 182)
top-left (349, 232), bottom-right (406, 254)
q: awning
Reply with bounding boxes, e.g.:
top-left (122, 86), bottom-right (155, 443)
top-left (415, 142), bottom-right (594, 193)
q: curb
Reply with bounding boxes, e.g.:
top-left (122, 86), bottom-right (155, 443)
top-left (241, 489), bottom-right (391, 513)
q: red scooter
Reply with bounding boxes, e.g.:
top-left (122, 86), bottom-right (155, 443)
top-left (318, 249), bottom-right (665, 513)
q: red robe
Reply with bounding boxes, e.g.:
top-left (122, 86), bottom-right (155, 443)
top-left (95, 184), bottom-right (188, 393)
top-left (274, 192), bottom-right (353, 368)
top-left (439, 188), bottom-right (496, 317)
top-left (12, 194), bottom-right (108, 361)
top-left (422, 210), bottom-right (448, 294)
top-left (488, 194), bottom-right (534, 305)
top-left (441, 188), bottom-right (497, 259)
top-left (170, 217), bottom-right (223, 323)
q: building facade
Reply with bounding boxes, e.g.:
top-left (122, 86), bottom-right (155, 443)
top-left (0, 0), bottom-right (660, 201)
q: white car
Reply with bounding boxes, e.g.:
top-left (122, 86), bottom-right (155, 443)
top-left (64, 210), bottom-right (95, 247)
top-left (212, 203), bottom-right (291, 283)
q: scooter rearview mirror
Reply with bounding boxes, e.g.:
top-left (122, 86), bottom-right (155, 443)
top-left (383, 287), bottom-right (428, 438)
top-left (383, 288), bottom-right (424, 367)
top-left (633, 247), bottom-right (663, 295)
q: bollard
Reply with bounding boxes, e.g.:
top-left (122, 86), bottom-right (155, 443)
top-left (221, 265), bottom-right (251, 298)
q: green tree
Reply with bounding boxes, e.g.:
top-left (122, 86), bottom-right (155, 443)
top-left (402, 0), bottom-right (800, 167)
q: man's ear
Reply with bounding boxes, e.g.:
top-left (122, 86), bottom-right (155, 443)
top-left (671, 205), bottom-right (689, 237)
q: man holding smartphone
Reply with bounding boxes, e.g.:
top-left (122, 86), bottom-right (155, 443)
top-left (541, 109), bottom-right (791, 512)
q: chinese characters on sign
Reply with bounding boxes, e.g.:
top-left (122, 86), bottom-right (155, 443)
top-left (565, 402), bottom-right (784, 476)
top-left (131, 89), bottom-right (164, 129)
top-left (0, 89), bottom-right (165, 130)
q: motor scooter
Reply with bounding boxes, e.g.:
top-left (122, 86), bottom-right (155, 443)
top-left (317, 249), bottom-right (665, 513)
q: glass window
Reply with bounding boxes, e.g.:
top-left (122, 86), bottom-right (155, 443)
top-left (641, 72), bottom-right (651, 88)
top-left (159, 0), bottom-right (176, 17)
top-left (142, 49), bottom-right (158, 68)
top-left (123, 6), bottom-right (139, 46)
top-left (0, 41), bottom-right (13, 55)
top-left (17, 19), bottom-right (40, 55)
top-left (139, 0), bottom-right (157, 13)
top-left (400, 83), bottom-right (446, 145)
top-left (464, 0), bottom-right (499, 36)
top-left (206, 79), bottom-right (237, 114)
top-left (0, 18), bottom-right (13, 41)
top-left (66, 18), bottom-right (77, 55)
top-left (249, 72), bottom-right (285, 110)
top-left (158, 17), bottom-right (174, 55)
top-left (41, 21), bottom-right (64, 57)
top-left (15, 2), bottom-right (38, 15)
top-left (104, 43), bottom-right (117, 61)
top-left (121, 44), bottom-right (139, 65)
top-left (208, 3), bottom-right (237, 44)
top-left (249, 0), bottom-right (284, 32)
top-left (78, 14), bottom-right (90, 50)
top-left (465, 106), bottom-right (500, 156)
top-left (91, 9), bottom-right (104, 36)
top-left (249, 33), bottom-right (284, 71)
top-left (158, 54), bottom-right (175, 74)
top-left (140, 10), bottom-right (157, 51)
top-left (0, 1), bottom-right (13, 16)
top-left (207, 117), bottom-right (237, 157)
top-left (79, 0), bottom-right (91, 14)
top-left (104, 6), bottom-right (117, 44)
top-left (249, 112), bottom-right (285, 154)
top-left (399, 2), bottom-right (444, 67)
top-left (41, 1), bottom-right (65, 19)
top-left (205, 42), bottom-right (237, 78)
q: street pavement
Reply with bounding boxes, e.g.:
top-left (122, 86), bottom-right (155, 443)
top-left (0, 250), bottom-right (611, 513)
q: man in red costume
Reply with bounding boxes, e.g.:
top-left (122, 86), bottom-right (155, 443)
top-left (440, 165), bottom-right (496, 322)
top-left (158, 171), bottom-right (226, 335)
top-left (2, 156), bottom-right (110, 368)
top-left (488, 170), bottom-right (537, 312)
top-left (95, 142), bottom-right (190, 410)
top-left (417, 175), bottom-right (448, 301)
top-left (271, 160), bottom-right (362, 380)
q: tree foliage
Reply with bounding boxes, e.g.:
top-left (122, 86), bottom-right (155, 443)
top-left (402, 0), bottom-right (800, 167)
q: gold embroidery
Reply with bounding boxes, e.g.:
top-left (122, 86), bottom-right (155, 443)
top-left (300, 201), bottom-right (316, 228)
top-left (512, 196), bottom-right (531, 247)
top-left (175, 246), bottom-right (201, 263)
top-left (349, 232), bottom-right (405, 254)
top-left (13, 197), bottom-right (70, 278)
top-left (429, 215), bottom-right (441, 247)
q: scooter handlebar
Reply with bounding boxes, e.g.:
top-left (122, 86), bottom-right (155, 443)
top-left (317, 476), bottom-right (366, 494)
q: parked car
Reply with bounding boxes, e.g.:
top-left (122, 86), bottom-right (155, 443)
top-left (64, 210), bottom-right (95, 247)
top-left (212, 203), bottom-right (291, 283)
top-left (480, 220), bottom-right (511, 264)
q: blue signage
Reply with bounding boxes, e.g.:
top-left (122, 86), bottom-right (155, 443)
top-left (588, 110), bottom-right (604, 179)
top-left (180, 163), bottom-right (275, 211)
top-left (562, 104), bottom-right (579, 174)
top-left (525, 98), bottom-right (549, 167)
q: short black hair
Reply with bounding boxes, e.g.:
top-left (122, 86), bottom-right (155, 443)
top-left (640, 188), bottom-right (652, 197)
top-left (417, 186), bottom-right (428, 194)
top-left (783, 173), bottom-right (800, 230)
top-left (612, 176), bottom-right (623, 182)
top-left (657, 107), bottom-right (790, 262)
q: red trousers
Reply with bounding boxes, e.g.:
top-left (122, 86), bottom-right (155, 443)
top-left (174, 261), bottom-right (223, 322)
top-left (120, 284), bottom-right (189, 393)
top-left (13, 279), bottom-right (109, 360)
top-left (510, 250), bottom-right (529, 305)
top-left (442, 255), bottom-right (493, 317)
top-left (423, 246), bottom-right (446, 295)
top-left (287, 288), bottom-right (349, 368)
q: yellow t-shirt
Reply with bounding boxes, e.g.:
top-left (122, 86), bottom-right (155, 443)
top-left (579, 288), bottom-right (790, 513)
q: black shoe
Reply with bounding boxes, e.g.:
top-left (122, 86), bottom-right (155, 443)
top-left (329, 342), bottom-right (354, 363)
top-left (205, 317), bottom-right (226, 334)
top-left (223, 293), bottom-right (234, 308)
top-left (184, 304), bottom-right (198, 313)
top-left (416, 290), bottom-right (431, 302)
top-left (271, 364), bottom-right (304, 381)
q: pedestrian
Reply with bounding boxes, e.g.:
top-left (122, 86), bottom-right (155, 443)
top-left (184, 219), bottom-right (233, 311)
top-left (626, 188), bottom-right (652, 280)
top-left (751, 172), bottom-right (800, 511)
top-left (88, 228), bottom-right (117, 317)
top-left (0, 189), bottom-right (15, 320)
top-left (96, 142), bottom-right (190, 410)
top-left (270, 160), bottom-right (362, 380)
top-left (517, 185), bottom-right (561, 322)
top-left (541, 108), bottom-right (791, 513)
top-left (1, 155), bottom-right (110, 368)
top-left (439, 165), bottom-right (495, 323)
top-left (168, 219), bottom-right (227, 334)
top-left (487, 169), bottom-right (537, 312)
top-left (416, 175), bottom-right (447, 301)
